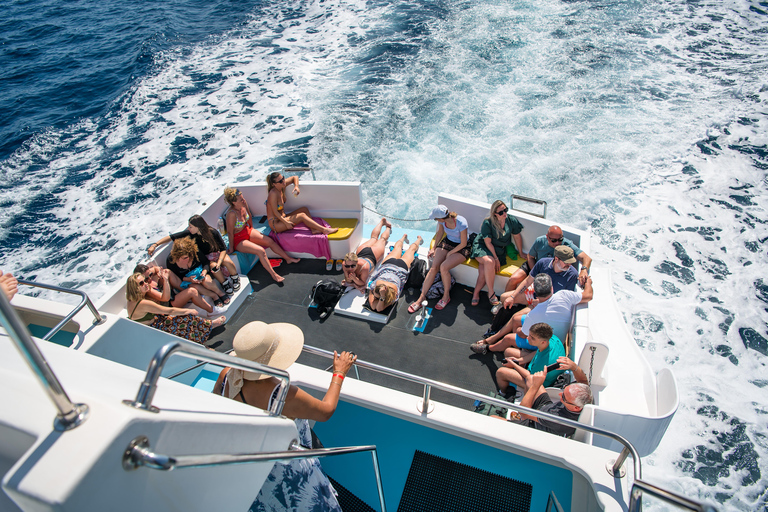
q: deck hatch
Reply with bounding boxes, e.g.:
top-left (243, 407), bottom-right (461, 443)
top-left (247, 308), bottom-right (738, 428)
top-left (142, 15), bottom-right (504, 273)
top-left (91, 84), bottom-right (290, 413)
top-left (397, 450), bottom-right (532, 512)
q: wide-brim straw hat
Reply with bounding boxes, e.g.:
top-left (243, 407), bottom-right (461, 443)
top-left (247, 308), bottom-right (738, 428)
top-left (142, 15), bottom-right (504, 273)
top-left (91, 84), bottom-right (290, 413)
top-left (231, 321), bottom-right (304, 380)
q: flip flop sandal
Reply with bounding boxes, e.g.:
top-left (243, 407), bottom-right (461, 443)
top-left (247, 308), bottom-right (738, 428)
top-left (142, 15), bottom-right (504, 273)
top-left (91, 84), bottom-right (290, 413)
top-left (408, 301), bottom-right (423, 314)
top-left (435, 298), bottom-right (450, 310)
top-left (335, 259), bottom-right (343, 271)
top-left (471, 296), bottom-right (480, 306)
top-left (214, 298), bottom-right (225, 308)
top-left (221, 295), bottom-right (230, 305)
top-left (489, 294), bottom-right (501, 307)
top-left (326, 259), bottom-right (333, 271)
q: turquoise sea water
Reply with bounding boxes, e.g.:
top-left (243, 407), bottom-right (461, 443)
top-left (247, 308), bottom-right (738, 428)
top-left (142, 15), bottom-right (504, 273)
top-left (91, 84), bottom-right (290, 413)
top-left (1, 0), bottom-right (767, 508)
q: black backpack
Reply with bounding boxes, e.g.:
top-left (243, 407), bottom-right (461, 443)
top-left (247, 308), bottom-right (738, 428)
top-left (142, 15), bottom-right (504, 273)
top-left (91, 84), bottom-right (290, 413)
top-left (406, 258), bottom-right (427, 289)
top-left (310, 279), bottom-right (345, 318)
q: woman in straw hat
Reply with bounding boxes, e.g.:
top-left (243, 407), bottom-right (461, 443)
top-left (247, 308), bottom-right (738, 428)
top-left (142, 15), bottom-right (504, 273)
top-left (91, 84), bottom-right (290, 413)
top-left (213, 321), bottom-right (356, 511)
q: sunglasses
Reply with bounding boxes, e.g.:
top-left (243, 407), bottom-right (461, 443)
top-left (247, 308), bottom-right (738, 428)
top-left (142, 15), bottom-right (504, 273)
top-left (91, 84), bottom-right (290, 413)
top-left (559, 390), bottom-right (577, 407)
top-left (136, 279), bottom-right (147, 286)
top-left (275, 177), bottom-right (285, 184)
top-left (343, 264), bottom-right (356, 269)
top-left (548, 236), bottom-right (564, 243)
top-left (495, 208), bottom-right (508, 215)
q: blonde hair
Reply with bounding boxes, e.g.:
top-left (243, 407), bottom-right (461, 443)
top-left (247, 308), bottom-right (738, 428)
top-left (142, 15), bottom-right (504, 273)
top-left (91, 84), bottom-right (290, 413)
top-left (169, 237), bottom-right (200, 265)
top-left (344, 252), bottom-right (358, 262)
top-left (487, 200), bottom-right (507, 238)
top-left (374, 283), bottom-right (397, 309)
top-left (125, 273), bottom-right (146, 302)
top-left (224, 187), bottom-right (241, 206)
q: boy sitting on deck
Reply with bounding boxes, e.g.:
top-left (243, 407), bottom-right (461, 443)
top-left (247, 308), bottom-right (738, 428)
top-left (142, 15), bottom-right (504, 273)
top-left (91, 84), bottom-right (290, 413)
top-left (494, 322), bottom-right (566, 396)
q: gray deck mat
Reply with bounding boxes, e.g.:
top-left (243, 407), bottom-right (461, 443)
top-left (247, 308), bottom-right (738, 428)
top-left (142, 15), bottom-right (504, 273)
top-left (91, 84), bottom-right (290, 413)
top-left (207, 259), bottom-right (508, 409)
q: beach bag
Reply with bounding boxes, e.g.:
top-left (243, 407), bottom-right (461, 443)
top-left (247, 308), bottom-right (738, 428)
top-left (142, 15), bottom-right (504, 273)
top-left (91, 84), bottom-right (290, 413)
top-left (406, 258), bottom-right (427, 289)
top-left (426, 272), bottom-right (455, 299)
top-left (310, 279), bottom-right (345, 318)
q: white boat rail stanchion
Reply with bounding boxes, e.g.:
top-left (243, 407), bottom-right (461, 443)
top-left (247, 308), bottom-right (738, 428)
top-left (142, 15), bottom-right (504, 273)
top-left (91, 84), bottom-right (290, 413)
top-left (0, 290), bottom-right (89, 431)
top-left (122, 436), bottom-right (388, 512)
top-left (18, 279), bottom-right (106, 340)
top-left (124, 341), bottom-right (291, 416)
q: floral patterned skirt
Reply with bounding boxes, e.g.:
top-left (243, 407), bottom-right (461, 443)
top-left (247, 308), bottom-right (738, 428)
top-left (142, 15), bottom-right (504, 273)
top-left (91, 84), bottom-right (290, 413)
top-left (150, 314), bottom-right (213, 344)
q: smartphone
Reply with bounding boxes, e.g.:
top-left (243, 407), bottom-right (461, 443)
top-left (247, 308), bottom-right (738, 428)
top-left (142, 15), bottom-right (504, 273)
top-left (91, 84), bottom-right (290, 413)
top-left (259, 215), bottom-right (267, 224)
top-left (545, 362), bottom-right (561, 373)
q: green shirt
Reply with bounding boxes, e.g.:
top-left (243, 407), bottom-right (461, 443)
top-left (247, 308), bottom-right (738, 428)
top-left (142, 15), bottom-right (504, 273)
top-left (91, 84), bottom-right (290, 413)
top-left (471, 214), bottom-right (523, 260)
top-left (529, 335), bottom-right (566, 387)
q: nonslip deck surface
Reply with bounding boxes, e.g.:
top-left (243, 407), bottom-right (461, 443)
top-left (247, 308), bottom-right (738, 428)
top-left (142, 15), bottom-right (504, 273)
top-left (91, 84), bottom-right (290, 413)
top-left (206, 258), bottom-right (508, 409)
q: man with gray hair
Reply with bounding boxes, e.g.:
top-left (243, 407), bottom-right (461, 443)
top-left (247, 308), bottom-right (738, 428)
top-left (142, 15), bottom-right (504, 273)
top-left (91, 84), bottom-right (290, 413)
top-left (471, 273), bottom-right (592, 355)
top-left (512, 357), bottom-right (593, 437)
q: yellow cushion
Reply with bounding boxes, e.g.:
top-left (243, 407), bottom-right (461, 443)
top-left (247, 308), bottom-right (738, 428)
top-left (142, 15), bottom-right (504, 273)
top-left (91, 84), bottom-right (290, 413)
top-left (462, 256), bottom-right (525, 277)
top-left (323, 218), bottom-right (358, 240)
top-left (430, 235), bottom-right (523, 277)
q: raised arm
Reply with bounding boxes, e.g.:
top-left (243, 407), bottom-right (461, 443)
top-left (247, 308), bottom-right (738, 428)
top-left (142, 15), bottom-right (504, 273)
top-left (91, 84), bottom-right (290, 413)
top-left (577, 251), bottom-right (592, 287)
top-left (556, 356), bottom-right (589, 385)
top-left (280, 351), bottom-right (357, 422)
top-left (518, 369), bottom-right (547, 423)
top-left (578, 276), bottom-right (593, 304)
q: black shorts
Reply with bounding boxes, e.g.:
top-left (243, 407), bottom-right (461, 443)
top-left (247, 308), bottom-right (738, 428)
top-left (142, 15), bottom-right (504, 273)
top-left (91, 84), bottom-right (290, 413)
top-left (385, 258), bottom-right (409, 271)
top-left (357, 246), bottom-right (378, 267)
top-left (436, 236), bottom-right (473, 259)
top-left (520, 261), bottom-right (531, 275)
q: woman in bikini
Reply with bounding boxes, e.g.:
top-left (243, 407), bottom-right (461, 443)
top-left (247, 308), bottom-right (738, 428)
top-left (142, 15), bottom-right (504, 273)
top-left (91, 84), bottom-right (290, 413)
top-left (213, 321), bottom-right (356, 512)
top-left (224, 187), bottom-right (298, 283)
top-left (265, 172), bottom-right (338, 235)
top-left (367, 234), bottom-right (423, 312)
top-left (341, 217), bottom-right (391, 292)
top-left (126, 273), bottom-right (225, 345)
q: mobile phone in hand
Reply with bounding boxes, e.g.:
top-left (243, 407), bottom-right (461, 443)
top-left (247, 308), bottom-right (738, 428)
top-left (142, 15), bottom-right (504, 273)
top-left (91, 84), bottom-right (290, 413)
top-left (545, 362), bottom-right (560, 373)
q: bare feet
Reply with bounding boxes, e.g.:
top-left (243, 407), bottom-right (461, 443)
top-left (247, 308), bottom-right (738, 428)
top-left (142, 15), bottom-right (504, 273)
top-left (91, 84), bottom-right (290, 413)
top-left (383, 218), bottom-right (392, 229)
top-left (271, 273), bottom-right (285, 283)
top-left (286, 257), bottom-right (300, 264)
top-left (416, 235), bottom-right (423, 245)
top-left (210, 316), bottom-right (226, 328)
top-left (323, 226), bottom-right (339, 235)
top-left (397, 234), bottom-right (408, 243)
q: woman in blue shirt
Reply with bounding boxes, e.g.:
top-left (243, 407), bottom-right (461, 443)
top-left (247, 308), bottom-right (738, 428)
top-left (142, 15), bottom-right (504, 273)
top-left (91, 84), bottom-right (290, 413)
top-left (409, 205), bottom-right (472, 312)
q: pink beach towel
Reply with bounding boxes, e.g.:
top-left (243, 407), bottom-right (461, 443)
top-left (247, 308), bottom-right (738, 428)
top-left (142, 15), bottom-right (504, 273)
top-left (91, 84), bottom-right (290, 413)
top-left (268, 217), bottom-right (332, 260)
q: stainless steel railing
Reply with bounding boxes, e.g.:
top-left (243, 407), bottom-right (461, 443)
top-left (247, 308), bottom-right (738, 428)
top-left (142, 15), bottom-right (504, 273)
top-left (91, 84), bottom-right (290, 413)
top-left (0, 289), bottom-right (89, 431)
top-left (510, 193), bottom-right (548, 218)
top-left (124, 341), bottom-right (291, 416)
top-left (122, 436), bottom-right (387, 512)
top-left (17, 279), bottom-right (106, 340)
top-left (301, 345), bottom-right (638, 478)
top-left (629, 480), bottom-right (718, 512)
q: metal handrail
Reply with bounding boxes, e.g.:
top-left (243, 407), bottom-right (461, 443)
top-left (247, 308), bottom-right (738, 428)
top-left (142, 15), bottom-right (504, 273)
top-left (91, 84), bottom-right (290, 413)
top-left (510, 194), bottom-right (548, 218)
top-left (122, 436), bottom-right (387, 512)
top-left (124, 341), bottom-right (291, 416)
top-left (0, 290), bottom-right (89, 431)
top-left (545, 491), bottom-right (565, 512)
top-left (17, 279), bottom-right (105, 340)
top-left (630, 480), bottom-right (717, 512)
top-left (301, 345), bottom-right (640, 478)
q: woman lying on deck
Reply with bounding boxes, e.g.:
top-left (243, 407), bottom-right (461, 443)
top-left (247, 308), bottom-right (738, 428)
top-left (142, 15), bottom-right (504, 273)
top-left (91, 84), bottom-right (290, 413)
top-left (368, 235), bottom-right (423, 312)
top-left (224, 186), bottom-right (298, 283)
top-left (470, 199), bottom-right (526, 307)
top-left (342, 217), bottom-right (391, 292)
top-left (408, 205), bottom-right (472, 313)
top-left (213, 321), bottom-right (356, 512)
top-left (126, 273), bottom-right (224, 344)
top-left (266, 172), bottom-right (338, 235)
